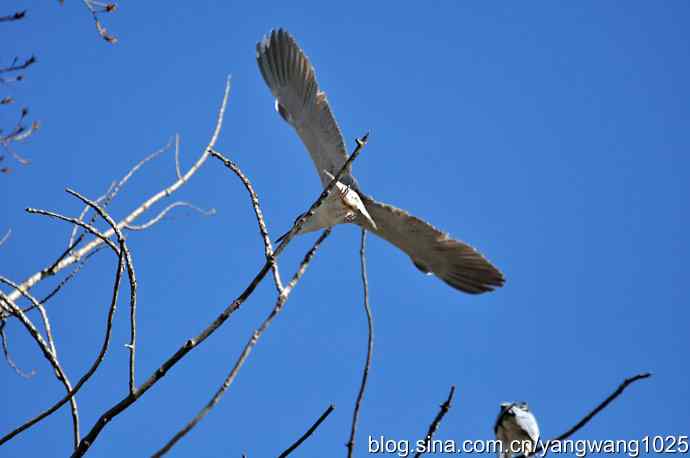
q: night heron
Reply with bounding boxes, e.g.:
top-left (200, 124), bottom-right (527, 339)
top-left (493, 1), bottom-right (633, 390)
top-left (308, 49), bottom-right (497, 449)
top-left (494, 402), bottom-right (541, 458)
top-left (256, 29), bottom-right (505, 294)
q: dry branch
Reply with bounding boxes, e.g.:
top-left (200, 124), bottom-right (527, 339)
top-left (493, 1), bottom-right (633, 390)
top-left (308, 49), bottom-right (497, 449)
top-left (152, 229), bottom-right (332, 457)
top-left (65, 188), bottom-right (139, 395)
top-left (123, 201), bottom-right (215, 231)
top-left (0, 321), bottom-right (35, 378)
top-left (0, 277), bottom-right (85, 449)
top-left (414, 386), bottom-right (456, 458)
top-left (346, 229), bottom-right (374, 457)
top-left (279, 404), bottom-right (336, 457)
top-left (0, 55), bottom-right (36, 74)
top-left (80, 0), bottom-right (118, 43)
top-left (0, 10), bottom-right (26, 22)
top-left (71, 131), bottom-right (369, 456)
top-left (3, 77), bottom-right (231, 307)
top-left (0, 228), bottom-right (10, 247)
top-left (211, 149), bottom-right (283, 292)
top-left (68, 137), bottom-right (173, 250)
top-left (517, 372), bottom-right (652, 458)
top-left (0, 241), bottom-right (124, 447)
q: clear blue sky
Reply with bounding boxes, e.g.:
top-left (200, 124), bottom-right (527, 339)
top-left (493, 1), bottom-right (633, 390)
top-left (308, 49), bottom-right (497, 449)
top-left (1, 1), bottom-right (688, 456)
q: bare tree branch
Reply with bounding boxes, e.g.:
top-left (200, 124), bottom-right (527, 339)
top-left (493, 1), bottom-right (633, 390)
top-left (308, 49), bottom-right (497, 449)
top-left (36, 247), bottom-right (104, 308)
top-left (0, 207), bottom-right (115, 324)
top-left (278, 404), bottom-right (336, 458)
top-left (0, 228), bottom-right (10, 247)
top-left (0, 246), bottom-right (125, 447)
top-left (72, 131), bottom-right (369, 456)
top-left (1, 106), bottom-right (40, 168)
top-left (211, 149), bottom-right (283, 292)
top-left (0, 277), bottom-right (82, 448)
top-left (0, 55), bottom-right (36, 74)
top-left (67, 137), bottom-right (173, 250)
top-left (67, 182), bottom-right (116, 250)
top-left (80, 0), bottom-right (118, 44)
top-left (153, 229), bottom-right (332, 457)
top-left (0, 321), bottom-right (36, 378)
top-left (518, 372), bottom-right (652, 458)
top-left (123, 201), bottom-right (215, 231)
top-left (414, 385), bottom-right (456, 458)
top-left (556, 372), bottom-right (651, 440)
top-left (25, 207), bottom-right (120, 255)
top-left (347, 229), bottom-right (374, 458)
top-left (174, 133), bottom-right (182, 179)
top-left (65, 188), bottom-right (138, 395)
top-left (0, 10), bottom-right (26, 22)
top-left (4, 77), bottom-right (231, 307)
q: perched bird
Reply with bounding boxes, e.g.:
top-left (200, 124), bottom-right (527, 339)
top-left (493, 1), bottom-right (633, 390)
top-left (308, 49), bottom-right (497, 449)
top-left (256, 29), bottom-right (505, 294)
top-left (494, 402), bottom-right (541, 458)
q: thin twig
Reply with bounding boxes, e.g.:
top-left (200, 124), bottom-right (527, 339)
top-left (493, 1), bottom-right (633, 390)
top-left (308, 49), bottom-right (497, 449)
top-left (4, 77), bottom-right (231, 307)
top-left (0, 321), bottom-right (36, 378)
top-left (0, 277), bottom-right (88, 449)
top-left (0, 277), bottom-right (57, 356)
top-left (70, 127), bottom-right (367, 457)
top-left (153, 229), bottom-right (331, 457)
top-left (36, 248), bottom-right (104, 309)
top-left (0, 247), bottom-right (125, 447)
top-left (123, 201), bottom-right (215, 231)
top-left (25, 208), bottom-right (120, 255)
top-left (67, 181), bottom-right (115, 251)
top-left (65, 188), bottom-right (138, 396)
top-left (346, 229), bottom-right (374, 457)
top-left (519, 373), bottom-right (652, 458)
top-left (211, 149), bottom-right (283, 292)
top-left (0, 10), bottom-right (26, 22)
top-left (0, 277), bottom-right (79, 443)
top-left (278, 404), bottom-right (336, 458)
top-left (0, 228), bottom-right (11, 247)
top-left (0, 55), bottom-right (36, 74)
top-left (81, 0), bottom-right (118, 43)
top-left (107, 137), bottom-right (175, 203)
top-left (67, 137), bottom-right (172, 254)
top-left (413, 386), bottom-right (456, 458)
top-left (174, 133), bottom-right (182, 179)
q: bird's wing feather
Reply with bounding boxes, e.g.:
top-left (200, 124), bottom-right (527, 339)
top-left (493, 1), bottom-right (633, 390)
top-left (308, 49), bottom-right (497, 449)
top-left (514, 410), bottom-right (540, 444)
top-left (256, 29), bottom-right (356, 188)
top-left (359, 195), bottom-right (505, 294)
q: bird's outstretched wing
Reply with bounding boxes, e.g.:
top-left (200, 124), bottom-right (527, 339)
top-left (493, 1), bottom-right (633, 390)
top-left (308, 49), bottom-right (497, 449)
top-left (358, 195), bottom-right (505, 294)
top-left (256, 29), bottom-right (357, 188)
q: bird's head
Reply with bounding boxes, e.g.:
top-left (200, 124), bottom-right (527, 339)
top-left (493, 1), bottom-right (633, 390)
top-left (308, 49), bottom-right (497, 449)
top-left (323, 170), bottom-right (377, 230)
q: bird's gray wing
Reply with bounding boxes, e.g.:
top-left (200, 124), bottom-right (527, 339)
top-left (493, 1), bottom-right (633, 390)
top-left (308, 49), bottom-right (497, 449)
top-left (358, 195), bottom-right (505, 294)
top-left (256, 29), bottom-right (356, 188)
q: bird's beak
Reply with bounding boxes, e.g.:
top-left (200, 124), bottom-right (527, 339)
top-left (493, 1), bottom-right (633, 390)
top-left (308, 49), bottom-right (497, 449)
top-left (358, 205), bottom-right (377, 231)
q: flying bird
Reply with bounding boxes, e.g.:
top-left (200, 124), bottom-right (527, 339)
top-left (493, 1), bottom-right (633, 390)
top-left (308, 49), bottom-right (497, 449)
top-left (494, 402), bottom-right (541, 458)
top-left (256, 29), bottom-right (505, 294)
